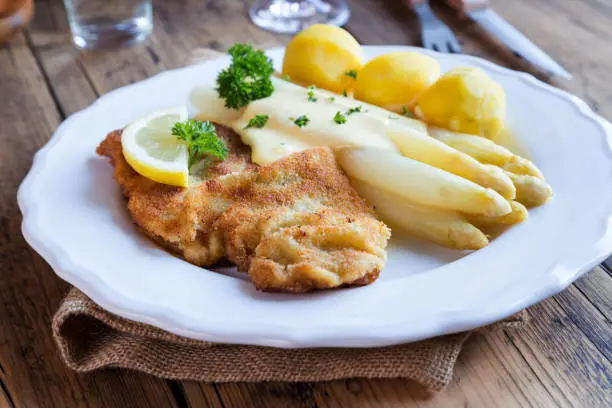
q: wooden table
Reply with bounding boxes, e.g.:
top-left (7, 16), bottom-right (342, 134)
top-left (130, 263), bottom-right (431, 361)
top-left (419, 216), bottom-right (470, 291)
top-left (1, 0), bottom-right (610, 406)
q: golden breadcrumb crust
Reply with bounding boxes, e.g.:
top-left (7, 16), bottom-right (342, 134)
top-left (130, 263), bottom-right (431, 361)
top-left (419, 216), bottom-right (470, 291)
top-left (97, 125), bottom-right (390, 292)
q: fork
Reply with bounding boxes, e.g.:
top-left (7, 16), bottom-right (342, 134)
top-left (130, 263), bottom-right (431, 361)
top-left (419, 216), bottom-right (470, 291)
top-left (411, 0), bottom-right (462, 53)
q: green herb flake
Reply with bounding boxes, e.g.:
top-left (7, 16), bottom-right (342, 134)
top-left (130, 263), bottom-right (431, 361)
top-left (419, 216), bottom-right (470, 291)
top-left (402, 105), bottom-right (415, 118)
top-left (328, 96), bottom-right (336, 102)
top-left (306, 85), bottom-right (318, 102)
top-left (333, 111), bottom-right (347, 124)
top-left (172, 119), bottom-right (228, 169)
top-left (342, 89), bottom-right (348, 97)
top-left (244, 114), bottom-right (269, 129)
top-left (347, 105), bottom-right (363, 115)
top-left (345, 69), bottom-right (358, 79)
top-left (293, 115), bottom-right (310, 128)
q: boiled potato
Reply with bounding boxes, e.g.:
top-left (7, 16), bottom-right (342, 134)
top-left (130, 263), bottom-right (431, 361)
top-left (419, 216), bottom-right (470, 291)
top-left (415, 67), bottom-right (506, 139)
top-left (336, 147), bottom-right (511, 217)
top-left (351, 179), bottom-right (488, 250)
top-left (354, 52), bottom-right (440, 112)
top-left (282, 24), bottom-right (363, 94)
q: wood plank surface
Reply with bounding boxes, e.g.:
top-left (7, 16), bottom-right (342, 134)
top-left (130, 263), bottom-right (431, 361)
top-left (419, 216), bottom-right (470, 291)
top-left (574, 267), bottom-right (612, 321)
top-left (0, 0), bottom-right (610, 407)
top-left (0, 28), bottom-right (178, 408)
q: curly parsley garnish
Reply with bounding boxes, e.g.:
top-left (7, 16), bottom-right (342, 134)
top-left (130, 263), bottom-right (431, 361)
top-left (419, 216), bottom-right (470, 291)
top-left (215, 43), bottom-right (274, 110)
top-left (307, 85), bottom-right (318, 102)
top-left (291, 115), bottom-right (310, 128)
top-left (172, 119), bottom-right (228, 169)
top-left (345, 69), bottom-right (358, 79)
top-left (245, 114), bottom-right (269, 129)
top-left (333, 111), bottom-right (347, 124)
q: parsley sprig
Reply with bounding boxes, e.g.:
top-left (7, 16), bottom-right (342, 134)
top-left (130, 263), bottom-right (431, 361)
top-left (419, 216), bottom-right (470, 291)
top-left (172, 119), bottom-right (228, 169)
top-left (216, 43), bottom-right (274, 110)
top-left (245, 114), bottom-right (269, 129)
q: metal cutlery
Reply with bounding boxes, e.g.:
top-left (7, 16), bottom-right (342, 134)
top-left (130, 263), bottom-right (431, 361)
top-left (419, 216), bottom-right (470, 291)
top-left (448, 0), bottom-right (571, 79)
top-left (411, 0), bottom-right (462, 53)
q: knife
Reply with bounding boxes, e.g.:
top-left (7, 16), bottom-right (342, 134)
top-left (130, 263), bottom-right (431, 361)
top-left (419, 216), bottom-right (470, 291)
top-left (448, 0), bottom-right (572, 79)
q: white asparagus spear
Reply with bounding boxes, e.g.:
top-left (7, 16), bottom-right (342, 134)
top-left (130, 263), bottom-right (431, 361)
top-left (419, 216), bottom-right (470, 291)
top-left (388, 122), bottom-right (516, 199)
top-left (351, 179), bottom-right (488, 250)
top-left (336, 147), bottom-right (512, 217)
top-left (502, 169), bottom-right (553, 207)
top-left (429, 127), bottom-right (545, 179)
top-left (465, 201), bottom-right (528, 227)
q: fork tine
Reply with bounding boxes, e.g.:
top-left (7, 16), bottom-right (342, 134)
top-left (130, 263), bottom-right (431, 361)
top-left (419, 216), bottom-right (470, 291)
top-left (422, 35), bottom-right (434, 51)
top-left (448, 37), bottom-right (462, 54)
top-left (412, 2), bottom-right (461, 53)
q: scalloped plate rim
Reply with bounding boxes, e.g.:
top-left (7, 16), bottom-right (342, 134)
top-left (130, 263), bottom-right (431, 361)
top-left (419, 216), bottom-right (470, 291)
top-left (17, 46), bottom-right (612, 348)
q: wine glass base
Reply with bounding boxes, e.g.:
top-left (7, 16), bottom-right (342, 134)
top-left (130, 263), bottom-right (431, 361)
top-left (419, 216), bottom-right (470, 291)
top-left (250, 1), bottom-right (350, 34)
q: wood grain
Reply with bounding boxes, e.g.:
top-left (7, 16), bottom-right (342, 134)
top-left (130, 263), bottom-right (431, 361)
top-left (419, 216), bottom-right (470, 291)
top-left (490, 0), bottom-right (612, 117)
top-left (554, 285), bottom-right (611, 362)
top-left (574, 267), bottom-right (612, 321)
top-left (181, 382), bottom-right (225, 408)
top-left (507, 297), bottom-right (611, 407)
top-left (0, 0), bottom-right (610, 407)
top-left (0, 30), bottom-right (178, 408)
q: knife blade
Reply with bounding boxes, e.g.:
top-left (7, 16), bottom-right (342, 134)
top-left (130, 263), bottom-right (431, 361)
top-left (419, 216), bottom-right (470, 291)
top-left (468, 8), bottom-right (571, 79)
top-left (447, 0), bottom-right (571, 79)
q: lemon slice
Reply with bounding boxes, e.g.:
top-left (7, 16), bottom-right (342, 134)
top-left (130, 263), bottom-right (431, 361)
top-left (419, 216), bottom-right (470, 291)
top-left (121, 106), bottom-right (189, 187)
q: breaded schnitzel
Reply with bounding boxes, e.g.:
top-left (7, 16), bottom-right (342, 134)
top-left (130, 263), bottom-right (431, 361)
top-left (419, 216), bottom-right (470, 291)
top-left (97, 125), bottom-right (390, 292)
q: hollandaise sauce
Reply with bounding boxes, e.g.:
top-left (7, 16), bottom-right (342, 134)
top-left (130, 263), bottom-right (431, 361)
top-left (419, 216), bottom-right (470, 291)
top-left (191, 77), bottom-right (430, 165)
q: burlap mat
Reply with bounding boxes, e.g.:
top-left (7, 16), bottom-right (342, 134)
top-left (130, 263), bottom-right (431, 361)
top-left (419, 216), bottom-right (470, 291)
top-left (52, 288), bottom-right (526, 391)
top-left (51, 48), bottom-right (526, 391)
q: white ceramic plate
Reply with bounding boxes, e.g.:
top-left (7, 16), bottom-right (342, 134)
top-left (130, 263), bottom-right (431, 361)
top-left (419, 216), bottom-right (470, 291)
top-left (18, 46), bottom-right (612, 348)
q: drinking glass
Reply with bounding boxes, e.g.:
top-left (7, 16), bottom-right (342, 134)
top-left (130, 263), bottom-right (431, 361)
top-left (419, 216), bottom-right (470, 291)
top-left (249, 0), bottom-right (349, 34)
top-left (63, 0), bottom-right (153, 49)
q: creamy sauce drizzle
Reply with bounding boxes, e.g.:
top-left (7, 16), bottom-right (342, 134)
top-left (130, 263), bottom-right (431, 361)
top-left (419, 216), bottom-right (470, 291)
top-left (190, 77), bottom-right (426, 165)
top-left (188, 77), bottom-right (523, 166)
